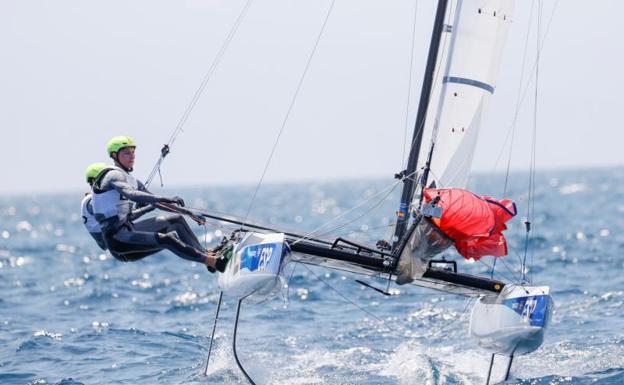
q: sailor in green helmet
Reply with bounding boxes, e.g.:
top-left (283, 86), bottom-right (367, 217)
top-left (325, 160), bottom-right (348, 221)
top-left (82, 162), bottom-right (155, 253)
top-left (82, 163), bottom-right (110, 250)
top-left (90, 136), bottom-right (228, 272)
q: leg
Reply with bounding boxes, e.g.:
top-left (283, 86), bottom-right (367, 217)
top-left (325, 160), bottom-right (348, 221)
top-left (108, 226), bottom-right (208, 264)
top-left (104, 227), bottom-right (163, 262)
top-left (156, 231), bottom-right (209, 264)
top-left (134, 214), bottom-right (203, 250)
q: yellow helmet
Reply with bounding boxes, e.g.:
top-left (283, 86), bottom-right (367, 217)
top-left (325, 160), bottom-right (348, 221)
top-left (85, 162), bottom-right (108, 184)
top-left (106, 135), bottom-right (136, 156)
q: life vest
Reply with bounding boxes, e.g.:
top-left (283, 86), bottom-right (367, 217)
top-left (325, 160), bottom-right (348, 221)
top-left (80, 193), bottom-right (101, 233)
top-left (91, 166), bottom-right (138, 227)
top-left (81, 193), bottom-right (108, 250)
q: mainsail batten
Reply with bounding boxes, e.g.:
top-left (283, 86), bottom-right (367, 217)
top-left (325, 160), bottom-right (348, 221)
top-left (421, 0), bottom-right (514, 191)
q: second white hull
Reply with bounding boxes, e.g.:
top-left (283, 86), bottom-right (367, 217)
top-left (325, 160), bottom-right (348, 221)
top-left (470, 285), bottom-right (553, 355)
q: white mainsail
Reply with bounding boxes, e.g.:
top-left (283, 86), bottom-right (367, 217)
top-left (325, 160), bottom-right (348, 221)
top-left (417, 0), bottom-right (514, 190)
top-left (397, 0), bottom-right (514, 284)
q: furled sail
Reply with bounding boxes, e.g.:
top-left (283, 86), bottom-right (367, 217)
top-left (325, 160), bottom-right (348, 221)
top-left (418, 0), bottom-right (514, 190)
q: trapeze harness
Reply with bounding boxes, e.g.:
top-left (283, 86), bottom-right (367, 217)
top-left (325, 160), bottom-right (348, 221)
top-left (91, 166), bottom-right (207, 263)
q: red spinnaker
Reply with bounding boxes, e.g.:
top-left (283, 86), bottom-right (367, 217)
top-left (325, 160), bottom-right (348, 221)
top-left (423, 188), bottom-right (517, 260)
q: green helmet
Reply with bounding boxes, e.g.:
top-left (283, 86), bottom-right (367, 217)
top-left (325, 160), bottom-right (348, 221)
top-left (85, 162), bottom-right (108, 183)
top-left (106, 135), bottom-right (136, 156)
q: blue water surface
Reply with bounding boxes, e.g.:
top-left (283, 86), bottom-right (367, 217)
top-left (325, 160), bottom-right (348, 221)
top-left (0, 168), bottom-right (623, 385)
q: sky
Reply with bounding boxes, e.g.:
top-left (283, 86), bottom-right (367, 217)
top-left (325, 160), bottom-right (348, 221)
top-left (0, 0), bottom-right (622, 195)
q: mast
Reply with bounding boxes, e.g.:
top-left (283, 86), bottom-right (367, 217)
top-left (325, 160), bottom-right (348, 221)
top-left (393, 0), bottom-right (449, 251)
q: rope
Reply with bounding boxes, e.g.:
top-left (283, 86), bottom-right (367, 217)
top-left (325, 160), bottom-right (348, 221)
top-left (240, 0), bottom-right (337, 227)
top-left (145, 0), bottom-right (255, 188)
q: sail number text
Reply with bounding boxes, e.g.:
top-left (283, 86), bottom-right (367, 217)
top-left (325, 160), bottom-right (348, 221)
top-left (257, 246), bottom-right (274, 271)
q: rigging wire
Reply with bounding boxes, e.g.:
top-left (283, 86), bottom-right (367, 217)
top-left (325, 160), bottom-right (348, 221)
top-left (333, 223), bottom-right (397, 242)
top-left (401, 0), bottom-right (421, 167)
top-left (411, 1), bottom-right (453, 169)
top-left (394, 0), bottom-right (454, 226)
top-left (524, 0), bottom-right (543, 284)
top-left (498, 252), bottom-right (524, 282)
top-left (502, 0), bottom-right (536, 198)
top-left (300, 264), bottom-right (406, 336)
top-left (490, 0), bottom-right (559, 282)
top-left (286, 174), bottom-right (419, 247)
top-left (240, 0), bottom-right (337, 228)
top-left (144, 0), bottom-right (255, 188)
top-left (477, 258), bottom-right (519, 285)
top-left (491, 0), bottom-right (560, 175)
top-left (282, 263), bottom-right (298, 305)
top-left (181, 175), bottom-right (404, 248)
top-left (505, 240), bottom-right (531, 278)
top-left (429, 296), bottom-right (475, 336)
top-left (300, 263), bottom-right (476, 340)
top-left (293, 180), bottom-right (402, 245)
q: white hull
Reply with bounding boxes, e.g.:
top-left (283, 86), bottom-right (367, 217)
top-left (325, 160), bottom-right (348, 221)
top-left (470, 285), bottom-right (553, 355)
top-left (218, 232), bottom-right (291, 302)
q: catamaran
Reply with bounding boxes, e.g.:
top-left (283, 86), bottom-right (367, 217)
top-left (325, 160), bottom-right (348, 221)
top-left (146, 0), bottom-right (554, 383)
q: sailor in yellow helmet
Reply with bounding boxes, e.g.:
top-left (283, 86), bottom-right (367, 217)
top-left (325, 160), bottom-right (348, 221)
top-left (90, 136), bottom-right (228, 272)
top-left (81, 163), bottom-right (109, 250)
top-left (81, 162), bottom-right (155, 254)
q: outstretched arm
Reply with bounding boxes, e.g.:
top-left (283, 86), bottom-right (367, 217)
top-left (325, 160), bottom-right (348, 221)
top-left (101, 170), bottom-right (181, 205)
top-left (130, 204), bottom-right (155, 220)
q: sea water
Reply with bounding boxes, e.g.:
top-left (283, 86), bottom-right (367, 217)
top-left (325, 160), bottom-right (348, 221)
top-left (1, 168), bottom-right (623, 385)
